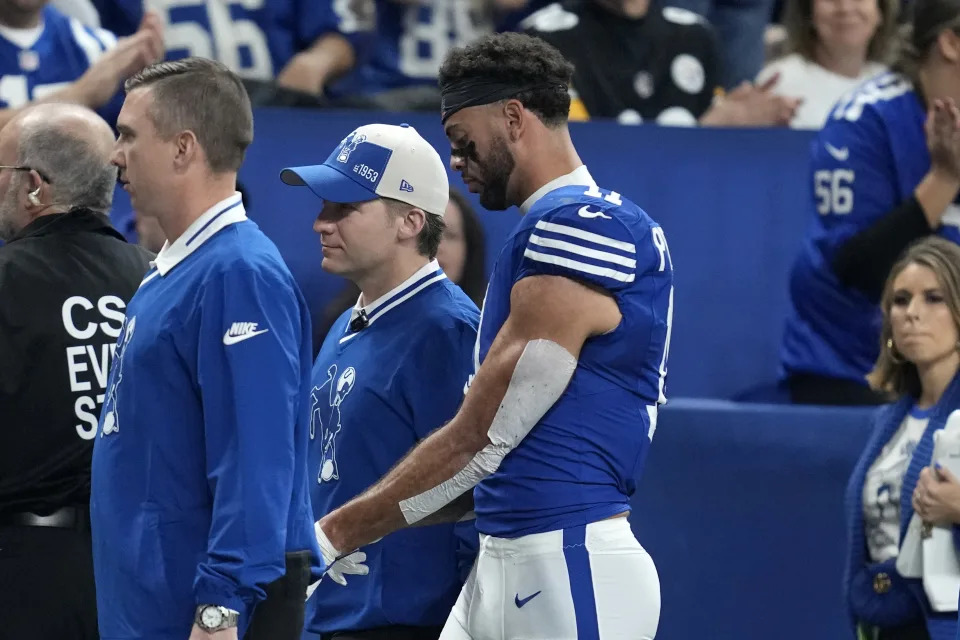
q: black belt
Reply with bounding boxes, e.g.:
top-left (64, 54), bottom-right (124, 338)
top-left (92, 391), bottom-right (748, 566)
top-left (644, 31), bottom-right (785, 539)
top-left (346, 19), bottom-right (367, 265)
top-left (0, 505), bottom-right (89, 531)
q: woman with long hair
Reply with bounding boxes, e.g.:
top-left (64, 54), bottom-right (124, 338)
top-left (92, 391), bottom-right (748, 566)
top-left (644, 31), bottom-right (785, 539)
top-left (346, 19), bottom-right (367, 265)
top-left (845, 237), bottom-right (960, 640)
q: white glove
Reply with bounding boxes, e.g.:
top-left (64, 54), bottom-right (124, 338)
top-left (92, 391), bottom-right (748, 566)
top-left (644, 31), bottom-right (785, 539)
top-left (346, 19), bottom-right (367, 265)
top-left (313, 521), bottom-right (369, 587)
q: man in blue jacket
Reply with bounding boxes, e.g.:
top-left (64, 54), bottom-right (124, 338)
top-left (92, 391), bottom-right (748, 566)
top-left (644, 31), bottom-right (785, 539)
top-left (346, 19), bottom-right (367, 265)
top-left (281, 123), bottom-right (480, 639)
top-left (90, 57), bottom-right (321, 640)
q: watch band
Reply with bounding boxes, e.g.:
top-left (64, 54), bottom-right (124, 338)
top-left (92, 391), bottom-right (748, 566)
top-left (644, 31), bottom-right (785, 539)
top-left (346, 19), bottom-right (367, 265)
top-left (195, 604), bottom-right (240, 631)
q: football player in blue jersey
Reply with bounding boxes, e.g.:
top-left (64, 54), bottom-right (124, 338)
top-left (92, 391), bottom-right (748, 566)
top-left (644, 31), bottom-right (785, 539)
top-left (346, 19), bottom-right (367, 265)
top-left (315, 33), bottom-right (671, 639)
top-left (780, 0), bottom-right (960, 406)
top-left (281, 123), bottom-right (480, 640)
top-left (0, 2), bottom-right (161, 129)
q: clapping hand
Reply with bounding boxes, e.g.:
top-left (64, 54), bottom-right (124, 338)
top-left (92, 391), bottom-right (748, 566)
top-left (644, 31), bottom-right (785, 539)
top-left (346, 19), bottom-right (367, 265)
top-left (925, 98), bottom-right (960, 181)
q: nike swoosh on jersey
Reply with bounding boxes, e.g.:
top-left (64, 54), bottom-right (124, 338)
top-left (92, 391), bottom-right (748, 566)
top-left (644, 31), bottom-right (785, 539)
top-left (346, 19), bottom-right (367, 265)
top-left (515, 591), bottom-right (542, 608)
top-left (578, 206), bottom-right (612, 219)
top-left (223, 328), bottom-right (270, 345)
top-left (824, 142), bottom-right (849, 161)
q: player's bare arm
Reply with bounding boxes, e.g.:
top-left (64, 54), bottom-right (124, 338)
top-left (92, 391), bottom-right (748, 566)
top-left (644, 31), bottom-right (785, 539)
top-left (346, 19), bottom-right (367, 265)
top-left (319, 274), bottom-right (621, 553)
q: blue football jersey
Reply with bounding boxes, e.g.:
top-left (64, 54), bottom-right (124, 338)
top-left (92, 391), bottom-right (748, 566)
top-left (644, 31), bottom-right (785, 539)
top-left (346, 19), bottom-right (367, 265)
top-left (93, 0), bottom-right (328, 80)
top-left (306, 262), bottom-right (480, 632)
top-left (471, 176), bottom-right (674, 538)
top-left (0, 6), bottom-right (122, 125)
top-left (90, 197), bottom-right (321, 640)
top-left (325, 0), bottom-right (493, 96)
top-left (781, 72), bottom-right (960, 384)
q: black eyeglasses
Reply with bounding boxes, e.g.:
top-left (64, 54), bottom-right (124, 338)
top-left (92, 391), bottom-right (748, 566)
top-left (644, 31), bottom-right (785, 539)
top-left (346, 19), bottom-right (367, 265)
top-left (0, 165), bottom-right (52, 184)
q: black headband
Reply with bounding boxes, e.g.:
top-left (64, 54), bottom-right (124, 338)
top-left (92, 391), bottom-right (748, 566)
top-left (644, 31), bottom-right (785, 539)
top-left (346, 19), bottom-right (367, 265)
top-left (439, 77), bottom-right (566, 123)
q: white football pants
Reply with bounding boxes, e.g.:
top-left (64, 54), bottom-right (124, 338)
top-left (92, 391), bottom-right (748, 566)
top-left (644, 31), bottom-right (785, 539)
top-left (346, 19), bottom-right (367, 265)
top-left (439, 517), bottom-right (660, 640)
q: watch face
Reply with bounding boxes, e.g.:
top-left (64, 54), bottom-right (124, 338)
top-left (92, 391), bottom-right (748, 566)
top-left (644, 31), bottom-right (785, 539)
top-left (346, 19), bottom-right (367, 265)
top-left (200, 607), bottom-right (224, 629)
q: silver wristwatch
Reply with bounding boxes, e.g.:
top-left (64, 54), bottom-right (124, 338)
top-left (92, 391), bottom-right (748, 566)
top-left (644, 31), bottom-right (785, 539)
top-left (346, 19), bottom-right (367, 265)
top-left (195, 605), bottom-right (239, 632)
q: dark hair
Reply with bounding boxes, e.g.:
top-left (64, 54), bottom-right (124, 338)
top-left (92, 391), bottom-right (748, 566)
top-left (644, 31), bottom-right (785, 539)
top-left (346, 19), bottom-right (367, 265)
top-left (783, 0), bottom-right (899, 63)
top-left (447, 188), bottom-right (487, 307)
top-left (419, 211), bottom-right (445, 259)
top-left (386, 198), bottom-right (446, 259)
top-left (237, 180), bottom-right (251, 209)
top-left (438, 33), bottom-right (574, 127)
top-left (894, 0), bottom-right (960, 79)
top-left (125, 57), bottom-right (253, 173)
top-left (869, 236), bottom-right (960, 398)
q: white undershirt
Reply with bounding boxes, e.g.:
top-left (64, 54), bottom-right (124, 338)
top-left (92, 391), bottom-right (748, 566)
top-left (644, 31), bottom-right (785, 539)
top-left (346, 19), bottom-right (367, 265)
top-left (863, 407), bottom-right (930, 563)
top-left (756, 53), bottom-right (887, 130)
top-left (0, 20), bottom-right (45, 50)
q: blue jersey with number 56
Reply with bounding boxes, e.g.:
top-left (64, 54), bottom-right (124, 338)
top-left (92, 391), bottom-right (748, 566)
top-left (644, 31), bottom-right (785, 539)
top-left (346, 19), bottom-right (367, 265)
top-left (92, 0), bottom-right (329, 80)
top-left (781, 72), bottom-right (960, 384)
top-left (471, 174), bottom-right (674, 538)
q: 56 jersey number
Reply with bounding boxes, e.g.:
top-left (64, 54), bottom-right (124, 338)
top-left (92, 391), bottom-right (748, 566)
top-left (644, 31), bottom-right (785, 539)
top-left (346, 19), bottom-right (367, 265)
top-left (148, 0), bottom-right (273, 80)
top-left (814, 169), bottom-right (854, 216)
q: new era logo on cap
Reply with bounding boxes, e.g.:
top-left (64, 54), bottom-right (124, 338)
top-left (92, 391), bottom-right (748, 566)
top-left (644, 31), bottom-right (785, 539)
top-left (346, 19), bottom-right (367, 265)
top-left (279, 123), bottom-right (449, 216)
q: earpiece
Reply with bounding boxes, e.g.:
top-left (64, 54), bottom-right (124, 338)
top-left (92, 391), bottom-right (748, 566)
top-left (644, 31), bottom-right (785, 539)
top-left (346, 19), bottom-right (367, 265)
top-left (27, 187), bottom-right (40, 206)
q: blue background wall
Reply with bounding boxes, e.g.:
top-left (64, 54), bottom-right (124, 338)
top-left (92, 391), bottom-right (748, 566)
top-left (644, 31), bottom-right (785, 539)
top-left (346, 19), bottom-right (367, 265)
top-left (635, 400), bottom-right (874, 639)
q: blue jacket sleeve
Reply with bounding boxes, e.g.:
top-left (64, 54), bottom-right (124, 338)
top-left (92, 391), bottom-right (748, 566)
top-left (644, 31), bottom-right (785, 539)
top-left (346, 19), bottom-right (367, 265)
top-left (192, 267), bottom-right (304, 615)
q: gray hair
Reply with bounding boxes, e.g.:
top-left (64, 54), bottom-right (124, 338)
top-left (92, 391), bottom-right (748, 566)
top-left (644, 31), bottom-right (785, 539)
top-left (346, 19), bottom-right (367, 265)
top-left (17, 123), bottom-right (115, 214)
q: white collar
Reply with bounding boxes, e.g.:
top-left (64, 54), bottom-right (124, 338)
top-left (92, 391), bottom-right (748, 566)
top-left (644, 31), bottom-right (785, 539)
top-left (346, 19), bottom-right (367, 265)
top-left (519, 165), bottom-right (596, 214)
top-left (342, 260), bottom-right (446, 343)
top-left (0, 19), bottom-right (45, 50)
top-left (153, 193), bottom-right (246, 276)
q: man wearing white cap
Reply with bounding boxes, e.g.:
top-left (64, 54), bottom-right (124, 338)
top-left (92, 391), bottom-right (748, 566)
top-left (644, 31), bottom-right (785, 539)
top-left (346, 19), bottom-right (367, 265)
top-left (280, 123), bottom-right (480, 640)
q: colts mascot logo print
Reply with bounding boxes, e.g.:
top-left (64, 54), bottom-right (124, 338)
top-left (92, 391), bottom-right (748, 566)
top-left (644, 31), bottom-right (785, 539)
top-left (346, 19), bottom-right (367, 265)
top-left (101, 315), bottom-right (136, 437)
top-left (310, 364), bottom-right (356, 483)
top-left (337, 132), bottom-right (366, 164)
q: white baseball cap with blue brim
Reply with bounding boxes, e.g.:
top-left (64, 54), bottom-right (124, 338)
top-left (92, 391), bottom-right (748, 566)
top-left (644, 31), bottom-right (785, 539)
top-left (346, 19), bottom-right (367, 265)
top-left (280, 123), bottom-right (449, 217)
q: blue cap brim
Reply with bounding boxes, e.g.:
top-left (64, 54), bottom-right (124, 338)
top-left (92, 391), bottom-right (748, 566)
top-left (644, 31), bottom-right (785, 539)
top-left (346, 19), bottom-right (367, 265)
top-left (279, 164), bottom-right (377, 204)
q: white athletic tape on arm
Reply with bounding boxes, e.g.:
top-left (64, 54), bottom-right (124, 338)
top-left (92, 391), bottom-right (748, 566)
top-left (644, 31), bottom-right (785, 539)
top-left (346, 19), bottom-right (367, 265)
top-left (399, 339), bottom-right (577, 524)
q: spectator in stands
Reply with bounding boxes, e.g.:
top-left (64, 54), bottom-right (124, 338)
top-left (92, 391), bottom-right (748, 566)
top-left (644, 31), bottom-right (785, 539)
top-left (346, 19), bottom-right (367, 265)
top-left (663, 0), bottom-right (778, 89)
top-left (295, 0), bottom-right (533, 111)
top-left (315, 186), bottom-right (487, 349)
top-left (91, 0), bottom-right (344, 101)
top-left (521, 0), bottom-right (802, 126)
top-left (756, 0), bottom-right (898, 129)
top-left (50, 0), bottom-right (100, 26)
top-left (435, 188), bottom-right (487, 307)
top-left (844, 237), bottom-right (960, 640)
top-left (780, 0), bottom-right (960, 405)
top-left (0, 1), bottom-right (161, 129)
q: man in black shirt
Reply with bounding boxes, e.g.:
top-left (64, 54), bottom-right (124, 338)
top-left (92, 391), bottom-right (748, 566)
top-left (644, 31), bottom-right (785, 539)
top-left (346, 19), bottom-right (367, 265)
top-left (0, 103), bottom-right (152, 640)
top-left (522, 0), bottom-right (801, 126)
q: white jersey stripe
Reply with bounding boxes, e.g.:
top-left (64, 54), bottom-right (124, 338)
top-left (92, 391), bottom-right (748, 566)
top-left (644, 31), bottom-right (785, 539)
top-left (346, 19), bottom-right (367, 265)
top-left (69, 18), bottom-right (107, 65)
top-left (140, 269), bottom-right (161, 288)
top-left (523, 249), bottom-right (635, 283)
top-left (529, 234), bottom-right (637, 268)
top-left (534, 220), bottom-right (636, 254)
